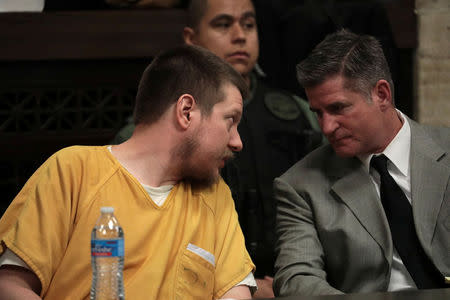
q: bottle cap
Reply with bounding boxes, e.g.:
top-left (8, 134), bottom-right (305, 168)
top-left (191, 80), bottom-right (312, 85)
top-left (100, 207), bottom-right (114, 213)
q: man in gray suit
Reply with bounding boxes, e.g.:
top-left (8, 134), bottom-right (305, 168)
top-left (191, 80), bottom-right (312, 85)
top-left (273, 29), bottom-right (450, 296)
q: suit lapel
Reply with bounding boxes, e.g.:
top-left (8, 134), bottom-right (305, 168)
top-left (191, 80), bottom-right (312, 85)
top-left (409, 120), bottom-right (449, 251)
top-left (330, 158), bottom-right (393, 263)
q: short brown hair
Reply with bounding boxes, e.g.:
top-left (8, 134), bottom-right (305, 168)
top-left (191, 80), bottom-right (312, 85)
top-left (133, 44), bottom-right (248, 125)
top-left (186, 0), bottom-right (208, 29)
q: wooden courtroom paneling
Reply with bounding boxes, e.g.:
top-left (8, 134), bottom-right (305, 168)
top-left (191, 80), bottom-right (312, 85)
top-left (0, 9), bottom-right (187, 60)
top-left (384, 0), bottom-right (417, 49)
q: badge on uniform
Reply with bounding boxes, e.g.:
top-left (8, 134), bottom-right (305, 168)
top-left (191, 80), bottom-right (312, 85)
top-left (264, 92), bottom-right (301, 120)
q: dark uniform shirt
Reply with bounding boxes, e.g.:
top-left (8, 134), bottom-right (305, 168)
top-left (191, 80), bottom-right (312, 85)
top-left (222, 72), bottom-right (323, 278)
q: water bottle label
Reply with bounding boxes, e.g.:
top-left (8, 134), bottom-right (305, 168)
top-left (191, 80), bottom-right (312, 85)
top-left (91, 239), bottom-right (124, 257)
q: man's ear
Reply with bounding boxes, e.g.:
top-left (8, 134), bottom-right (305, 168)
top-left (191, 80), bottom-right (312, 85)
top-left (176, 94), bottom-right (196, 129)
top-left (372, 79), bottom-right (392, 111)
top-left (183, 27), bottom-right (196, 45)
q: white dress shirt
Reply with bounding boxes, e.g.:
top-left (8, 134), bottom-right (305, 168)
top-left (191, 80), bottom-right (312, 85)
top-left (358, 110), bottom-right (417, 291)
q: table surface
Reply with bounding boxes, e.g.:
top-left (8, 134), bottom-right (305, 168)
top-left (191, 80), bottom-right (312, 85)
top-left (264, 288), bottom-right (450, 300)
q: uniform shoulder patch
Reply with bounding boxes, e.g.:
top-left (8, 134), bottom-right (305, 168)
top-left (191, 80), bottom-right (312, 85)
top-left (264, 92), bottom-right (300, 120)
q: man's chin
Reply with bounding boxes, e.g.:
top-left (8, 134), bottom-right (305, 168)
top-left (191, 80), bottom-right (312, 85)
top-left (185, 172), bottom-right (220, 188)
top-left (332, 145), bottom-right (357, 158)
top-left (228, 63), bottom-right (252, 77)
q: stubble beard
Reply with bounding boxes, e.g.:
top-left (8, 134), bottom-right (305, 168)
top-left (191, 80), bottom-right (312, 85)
top-left (174, 134), bottom-right (222, 187)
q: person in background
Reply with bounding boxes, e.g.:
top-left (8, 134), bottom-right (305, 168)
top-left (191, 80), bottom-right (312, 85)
top-left (0, 45), bottom-right (256, 299)
top-left (113, 1), bottom-right (323, 297)
top-left (273, 29), bottom-right (450, 296)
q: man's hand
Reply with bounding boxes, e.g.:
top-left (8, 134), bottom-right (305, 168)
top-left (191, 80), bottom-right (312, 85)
top-left (253, 276), bottom-right (274, 298)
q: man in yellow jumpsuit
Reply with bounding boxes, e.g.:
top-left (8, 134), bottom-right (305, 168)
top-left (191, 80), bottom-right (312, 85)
top-left (0, 45), bottom-right (255, 299)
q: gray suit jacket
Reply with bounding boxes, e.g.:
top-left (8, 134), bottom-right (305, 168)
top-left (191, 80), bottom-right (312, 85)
top-left (273, 118), bottom-right (450, 296)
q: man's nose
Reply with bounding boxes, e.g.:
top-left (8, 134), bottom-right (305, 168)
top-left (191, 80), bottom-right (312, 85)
top-left (229, 128), bottom-right (243, 152)
top-left (321, 113), bottom-right (339, 136)
top-left (231, 23), bottom-right (246, 42)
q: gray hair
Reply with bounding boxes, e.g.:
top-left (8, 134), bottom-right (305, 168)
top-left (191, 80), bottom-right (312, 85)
top-left (296, 29), bottom-right (394, 103)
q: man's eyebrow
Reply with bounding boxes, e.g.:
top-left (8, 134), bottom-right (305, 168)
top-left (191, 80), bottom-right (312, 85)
top-left (241, 11), bottom-right (256, 19)
top-left (210, 11), bottom-right (256, 24)
top-left (229, 107), bottom-right (243, 118)
top-left (326, 101), bottom-right (348, 109)
top-left (210, 14), bottom-right (234, 24)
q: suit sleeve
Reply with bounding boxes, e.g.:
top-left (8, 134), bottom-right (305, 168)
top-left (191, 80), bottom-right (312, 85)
top-left (273, 177), bottom-right (342, 296)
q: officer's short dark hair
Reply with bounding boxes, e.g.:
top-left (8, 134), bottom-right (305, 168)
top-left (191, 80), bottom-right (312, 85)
top-left (133, 44), bottom-right (248, 125)
top-left (186, 0), bottom-right (207, 29)
top-left (296, 29), bottom-right (394, 102)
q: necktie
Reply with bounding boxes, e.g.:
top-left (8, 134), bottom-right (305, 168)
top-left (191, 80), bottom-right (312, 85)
top-left (370, 154), bottom-right (444, 289)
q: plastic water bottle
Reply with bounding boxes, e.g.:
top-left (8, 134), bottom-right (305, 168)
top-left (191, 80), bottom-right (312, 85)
top-left (90, 207), bottom-right (125, 300)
